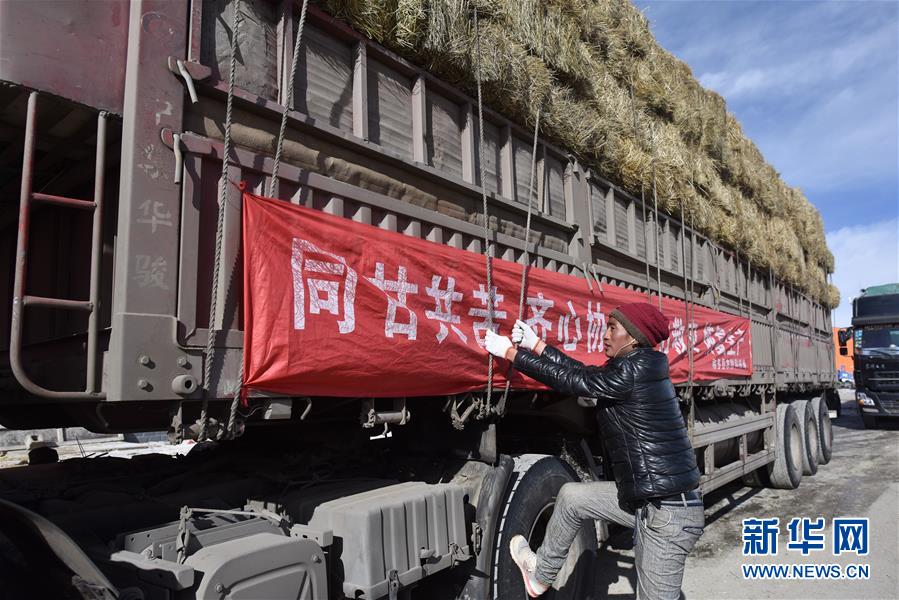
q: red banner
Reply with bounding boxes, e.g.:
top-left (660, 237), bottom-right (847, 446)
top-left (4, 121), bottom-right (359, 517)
top-left (242, 192), bottom-right (752, 397)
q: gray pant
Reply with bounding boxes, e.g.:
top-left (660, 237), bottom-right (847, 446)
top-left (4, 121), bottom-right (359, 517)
top-left (535, 481), bottom-right (705, 600)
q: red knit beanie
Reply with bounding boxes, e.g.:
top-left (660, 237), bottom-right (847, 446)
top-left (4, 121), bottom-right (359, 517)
top-left (609, 302), bottom-right (670, 348)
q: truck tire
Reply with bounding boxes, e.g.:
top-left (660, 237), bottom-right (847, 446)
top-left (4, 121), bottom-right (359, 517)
top-left (493, 455), bottom-right (597, 600)
top-left (826, 388), bottom-right (842, 418)
top-left (769, 403), bottom-right (802, 489)
top-left (810, 395), bottom-right (833, 465)
top-left (795, 400), bottom-right (819, 476)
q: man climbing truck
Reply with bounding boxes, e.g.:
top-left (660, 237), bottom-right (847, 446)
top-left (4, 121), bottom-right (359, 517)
top-left (485, 304), bottom-right (704, 599)
top-left (838, 284), bottom-right (899, 428)
top-left (0, 1), bottom-right (837, 598)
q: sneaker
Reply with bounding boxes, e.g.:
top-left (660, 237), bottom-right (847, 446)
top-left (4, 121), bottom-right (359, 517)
top-left (509, 534), bottom-right (550, 598)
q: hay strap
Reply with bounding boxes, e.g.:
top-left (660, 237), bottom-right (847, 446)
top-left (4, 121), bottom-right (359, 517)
top-left (200, 0), bottom-right (241, 442)
top-left (269, 0), bottom-right (310, 197)
top-left (496, 8), bottom-right (547, 418)
top-left (473, 8), bottom-right (495, 417)
top-left (649, 124), bottom-right (662, 308)
top-left (628, 80), bottom-right (653, 300)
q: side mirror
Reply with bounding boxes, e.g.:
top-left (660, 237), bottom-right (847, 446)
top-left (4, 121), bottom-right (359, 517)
top-left (838, 328), bottom-right (853, 345)
top-left (839, 347), bottom-right (848, 356)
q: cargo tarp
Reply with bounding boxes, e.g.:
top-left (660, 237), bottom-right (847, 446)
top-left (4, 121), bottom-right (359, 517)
top-left (242, 192), bottom-right (752, 397)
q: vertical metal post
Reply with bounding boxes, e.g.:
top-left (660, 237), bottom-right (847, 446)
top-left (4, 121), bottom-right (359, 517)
top-left (681, 201), bottom-right (695, 442)
top-left (10, 92), bottom-right (39, 393)
top-left (87, 112), bottom-right (108, 393)
top-left (352, 41), bottom-right (369, 141)
top-left (747, 258), bottom-right (753, 320)
top-left (680, 200), bottom-right (693, 386)
top-left (769, 268), bottom-right (778, 388)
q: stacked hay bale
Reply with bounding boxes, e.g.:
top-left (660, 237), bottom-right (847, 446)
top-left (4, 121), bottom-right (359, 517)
top-left (319, 0), bottom-right (839, 308)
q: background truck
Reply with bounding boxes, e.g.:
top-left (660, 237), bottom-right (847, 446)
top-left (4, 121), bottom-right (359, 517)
top-left (0, 1), bottom-right (837, 599)
top-left (838, 283), bottom-right (899, 428)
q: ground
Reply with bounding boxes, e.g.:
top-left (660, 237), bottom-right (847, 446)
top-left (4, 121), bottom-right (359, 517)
top-left (595, 390), bottom-right (899, 599)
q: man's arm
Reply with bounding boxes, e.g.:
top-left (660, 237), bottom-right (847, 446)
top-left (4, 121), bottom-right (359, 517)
top-left (512, 320), bottom-right (585, 369)
top-left (539, 344), bottom-right (587, 370)
top-left (513, 349), bottom-right (634, 401)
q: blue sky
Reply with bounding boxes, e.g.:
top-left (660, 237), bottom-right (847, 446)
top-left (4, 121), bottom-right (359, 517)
top-left (634, 0), bottom-right (899, 326)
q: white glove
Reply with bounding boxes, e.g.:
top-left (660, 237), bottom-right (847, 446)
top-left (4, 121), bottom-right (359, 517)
top-left (511, 319), bottom-right (540, 351)
top-left (484, 330), bottom-right (513, 359)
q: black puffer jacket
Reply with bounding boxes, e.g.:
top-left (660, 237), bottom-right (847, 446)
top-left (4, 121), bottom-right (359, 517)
top-left (514, 345), bottom-right (699, 508)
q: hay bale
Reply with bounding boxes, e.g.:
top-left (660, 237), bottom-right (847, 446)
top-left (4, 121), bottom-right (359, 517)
top-left (317, 0), bottom-right (837, 308)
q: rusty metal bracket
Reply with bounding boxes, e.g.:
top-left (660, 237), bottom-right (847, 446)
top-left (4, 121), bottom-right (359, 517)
top-left (361, 398), bottom-right (410, 429)
top-left (446, 393), bottom-right (482, 430)
top-left (168, 57), bottom-right (211, 105)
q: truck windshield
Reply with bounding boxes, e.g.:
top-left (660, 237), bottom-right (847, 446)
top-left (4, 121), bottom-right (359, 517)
top-left (857, 326), bottom-right (899, 353)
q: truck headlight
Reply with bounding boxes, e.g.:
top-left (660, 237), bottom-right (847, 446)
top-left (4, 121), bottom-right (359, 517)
top-left (856, 392), bottom-right (875, 406)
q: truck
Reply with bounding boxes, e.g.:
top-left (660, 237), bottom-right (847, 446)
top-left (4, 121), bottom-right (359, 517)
top-left (0, 2), bottom-right (838, 599)
top-left (838, 284), bottom-right (899, 428)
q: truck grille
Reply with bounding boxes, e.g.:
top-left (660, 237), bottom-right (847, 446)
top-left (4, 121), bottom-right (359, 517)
top-left (868, 371), bottom-right (899, 392)
top-left (879, 398), bottom-right (899, 414)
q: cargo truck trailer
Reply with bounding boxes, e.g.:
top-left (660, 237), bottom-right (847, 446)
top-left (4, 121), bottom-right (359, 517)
top-left (0, 2), bottom-right (837, 599)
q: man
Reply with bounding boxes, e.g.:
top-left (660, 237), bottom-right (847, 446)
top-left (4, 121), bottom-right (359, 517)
top-left (484, 302), bottom-right (703, 599)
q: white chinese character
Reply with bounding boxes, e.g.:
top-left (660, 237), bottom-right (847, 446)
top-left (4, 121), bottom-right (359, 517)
top-left (525, 292), bottom-right (554, 340)
top-left (292, 238), bottom-right (357, 334)
top-left (713, 326), bottom-right (727, 355)
top-left (669, 317), bottom-right (687, 355)
top-left (702, 324), bottom-right (717, 351)
top-left (557, 300), bottom-right (582, 352)
top-left (586, 301), bottom-right (607, 354)
top-left (687, 322), bottom-right (701, 354)
top-left (469, 284), bottom-right (507, 347)
top-left (725, 333), bottom-right (738, 355)
top-left (365, 263), bottom-right (418, 339)
top-left (425, 275), bottom-right (467, 344)
top-left (727, 328), bottom-right (746, 357)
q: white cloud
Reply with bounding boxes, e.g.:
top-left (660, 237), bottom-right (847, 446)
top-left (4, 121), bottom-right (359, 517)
top-left (760, 85), bottom-right (898, 192)
top-left (826, 219), bottom-right (899, 327)
top-left (643, 1), bottom-right (898, 197)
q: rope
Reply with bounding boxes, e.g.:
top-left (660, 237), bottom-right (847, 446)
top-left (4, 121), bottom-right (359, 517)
top-left (516, 8), bottom-right (546, 322)
top-left (219, 0), bottom-right (309, 440)
top-left (747, 256), bottom-right (753, 321)
top-left (711, 244), bottom-right (721, 308)
top-left (269, 0), bottom-right (309, 197)
top-left (200, 0), bottom-right (240, 442)
top-left (473, 8), bottom-right (494, 416)
top-left (497, 8), bottom-right (547, 416)
top-left (650, 123), bottom-right (662, 309)
top-left (515, 111), bottom-right (541, 315)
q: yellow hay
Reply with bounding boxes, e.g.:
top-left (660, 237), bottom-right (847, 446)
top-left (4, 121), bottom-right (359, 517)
top-left (319, 0), bottom-right (837, 307)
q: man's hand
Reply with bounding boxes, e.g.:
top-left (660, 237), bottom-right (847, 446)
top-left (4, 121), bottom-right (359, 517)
top-left (485, 330), bottom-right (515, 361)
top-left (511, 320), bottom-right (540, 350)
top-left (512, 319), bottom-right (546, 354)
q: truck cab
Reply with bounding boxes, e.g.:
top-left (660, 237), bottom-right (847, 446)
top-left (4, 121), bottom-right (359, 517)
top-left (838, 284), bottom-right (899, 428)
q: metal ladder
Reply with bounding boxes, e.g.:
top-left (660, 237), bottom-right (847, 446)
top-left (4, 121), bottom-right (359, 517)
top-left (10, 91), bottom-right (107, 399)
